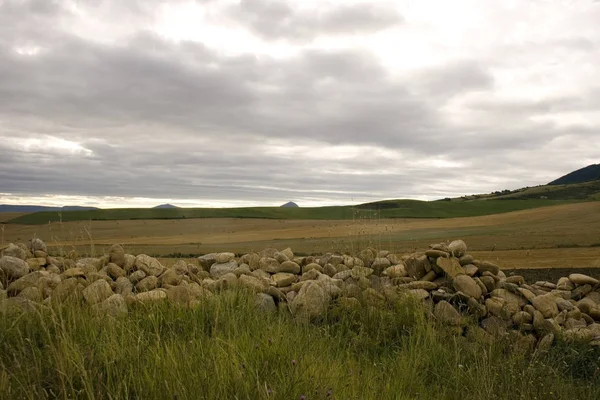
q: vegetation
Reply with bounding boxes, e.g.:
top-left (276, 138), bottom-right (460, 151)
top-left (1, 291), bottom-right (598, 399)
top-left (6, 199), bottom-right (575, 225)
top-left (549, 164), bottom-right (600, 185)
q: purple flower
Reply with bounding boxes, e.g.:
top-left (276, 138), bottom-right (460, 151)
top-left (292, 359), bottom-right (297, 366)
top-left (327, 389), bottom-right (332, 397)
top-left (300, 396), bottom-right (305, 400)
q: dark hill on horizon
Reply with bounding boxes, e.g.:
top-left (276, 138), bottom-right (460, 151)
top-left (548, 163), bottom-right (600, 185)
top-left (0, 205), bottom-right (99, 213)
top-left (280, 201), bottom-right (299, 208)
top-left (153, 204), bottom-right (179, 209)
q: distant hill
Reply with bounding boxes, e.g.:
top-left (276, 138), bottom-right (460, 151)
top-left (153, 204), bottom-right (179, 209)
top-left (0, 205), bottom-right (99, 213)
top-left (280, 201), bottom-right (299, 208)
top-left (549, 164), bottom-right (600, 185)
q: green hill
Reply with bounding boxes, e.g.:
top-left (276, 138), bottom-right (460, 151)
top-left (549, 163), bottom-right (600, 185)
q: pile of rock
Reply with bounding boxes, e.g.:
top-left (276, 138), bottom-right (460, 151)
top-left (1, 239), bottom-right (599, 350)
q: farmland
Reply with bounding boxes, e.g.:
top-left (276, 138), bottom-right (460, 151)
top-left (2, 201), bottom-right (600, 269)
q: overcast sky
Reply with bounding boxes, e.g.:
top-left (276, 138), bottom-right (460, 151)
top-left (1, 0), bottom-right (599, 208)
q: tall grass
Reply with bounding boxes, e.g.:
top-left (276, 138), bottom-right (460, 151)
top-left (1, 290), bottom-right (598, 399)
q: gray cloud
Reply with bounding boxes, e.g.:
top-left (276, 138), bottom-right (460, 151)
top-left (0, 0), bottom-right (599, 207)
top-left (229, 0), bottom-right (403, 41)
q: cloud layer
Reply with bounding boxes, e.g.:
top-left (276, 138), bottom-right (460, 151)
top-left (1, 0), bottom-right (599, 207)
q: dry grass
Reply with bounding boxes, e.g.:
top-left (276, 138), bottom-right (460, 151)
top-left (2, 202), bottom-right (600, 268)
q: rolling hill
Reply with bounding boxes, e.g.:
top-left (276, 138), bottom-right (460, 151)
top-left (549, 163), bottom-right (600, 185)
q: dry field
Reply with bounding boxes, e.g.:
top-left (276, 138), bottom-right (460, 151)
top-left (1, 202), bottom-right (599, 269)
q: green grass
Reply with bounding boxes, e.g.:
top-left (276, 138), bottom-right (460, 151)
top-left (1, 291), bottom-right (598, 399)
top-left (460, 180), bottom-right (600, 201)
top-left (6, 199), bottom-right (577, 225)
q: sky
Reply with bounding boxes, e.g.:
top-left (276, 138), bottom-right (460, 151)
top-left (0, 0), bottom-right (599, 208)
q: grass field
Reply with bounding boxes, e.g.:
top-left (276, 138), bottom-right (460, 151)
top-left (2, 202), bottom-right (600, 269)
top-left (5, 199), bottom-right (575, 224)
top-left (1, 291), bottom-right (598, 399)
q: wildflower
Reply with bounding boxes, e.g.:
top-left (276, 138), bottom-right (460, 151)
top-left (327, 389), bottom-right (333, 397)
top-left (292, 359), bottom-right (297, 366)
top-left (300, 396), bottom-right (305, 400)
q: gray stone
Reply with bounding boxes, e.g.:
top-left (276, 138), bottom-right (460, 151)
top-left (434, 301), bottom-right (461, 325)
top-left (290, 281), bottom-right (331, 321)
top-left (569, 273), bottom-right (599, 286)
top-left (108, 244), bottom-right (126, 267)
top-left (91, 294), bottom-right (128, 316)
top-left (210, 260), bottom-right (238, 279)
top-left (135, 254), bottom-right (164, 277)
top-left (0, 256), bottom-right (30, 280)
top-left (448, 240), bottom-right (467, 257)
top-left (136, 276), bottom-right (159, 292)
top-left (83, 279), bottom-right (114, 305)
top-left (255, 293), bottom-right (277, 312)
top-left (453, 275), bottom-right (482, 299)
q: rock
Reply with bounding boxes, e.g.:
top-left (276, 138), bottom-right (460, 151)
top-left (159, 268), bottom-right (182, 286)
top-left (556, 277), bottom-right (575, 291)
top-left (107, 263), bottom-right (126, 280)
top-left (290, 281), bottom-right (331, 321)
top-left (274, 251), bottom-right (289, 263)
top-left (537, 333), bottom-right (554, 352)
top-left (480, 276), bottom-right (496, 292)
top-left (323, 263), bottom-right (337, 277)
top-left (280, 248), bottom-right (294, 260)
top-left (51, 278), bottom-right (81, 302)
top-left (129, 270), bottom-right (146, 284)
top-left (172, 260), bottom-right (189, 275)
top-left (29, 238), bottom-right (47, 253)
top-left (357, 248), bottom-right (377, 267)
top-left (532, 310), bottom-right (560, 334)
top-left (210, 260), bottom-right (238, 279)
top-left (271, 272), bottom-right (296, 287)
top-left (332, 270), bottom-right (353, 280)
top-left (404, 255), bottom-right (430, 280)
top-left (397, 281), bottom-right (437, 290)
top-left (383, 264), bottom-right (407, 278)
top-left (18, 286), bottom-right (43, 302)
top-left (434, 301), bottom-right (461, 325)
top-left (448, 240), bottom-right (467, 257)
top-left (304, 263), bottom-right (323, 274)
top-left (108, 244), bottom-right (126, 267)
top-left (239, 253), bottom-right (260, 270)
top-left (351, 266), bottom-right (374, 279)
top-left (135, 255), bottom-right (164, 277)
top-left (407, 289), bottom-right (430, 300)
top-left (2, 244), bottom-right (27, 260)
top-left (425, 249), bottom-right (449, 259)
top-left (571, 284), bottom-right (592, 300)
top-left (114, 277), bottom-right (133, 296)
top-left (62, 267), bottom-right (85, 279)
top-left (259, 257), bottom-right (280, 273)
top-left (464, 264), bottom-right (478, 277)
top-left (279, 260), bottom-right (301, 274)
top-left (255, 293), bottom-right (277, 312)
top-left (0, 256), bottom-right (30, 280)
top-left (239, 274), bottom-right (268, 292)
top-left (216, 252), bottom-right (235, 264)
top-left (459, 254), bottom-right (475, 266)
top-left (7, 271), bottom-right (48, 295)
top-left (135, 289), bottom-right (167, 304)
top-left (475, 261), bottom-right (500, 275)
top-left (136, 276), bottom-right (159, 292)
top-left (26, 258), bottom-right (46, 271)
top-left (92, 294), bottom-right (128, 316)
top-left (197, 253), bottom-right (217, 270)
top-left (569, 273), bottom-right (599, 286)
top-left (481, 316), bottom-right (511, 336)
top-left (83, 280), bottom-right (114, 305)
top-left (453, 275), bottom-right (482, 299)
top-left (371, 258), bottom-right (391, 274)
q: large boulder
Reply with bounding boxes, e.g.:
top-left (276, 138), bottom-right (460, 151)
top-left (434, 301), bottom-right (461, 325)
top-left (83, 280), bottom-right (114, 305)
top-left (7, 271), bottom-right (48, 295)
top-left (453, 275), bottom-right (482, 299)
top-left (135, 255), bottom-right (164, 277)
top-left (0, 256), bottom-right (30, 280)
top-left (2, 244), bottom-right (27, 260)
top-left (198, 253), bottom-right (217, 270)
top-left (290, 281), bottom-right (331, 321)
top-left (210, 260), bottom-right (238, 279)
top-left (29, 238), bottom-right (47, 253)
top-left (108, 244), bottom-right (126, 267)
top-left (448, 240), bottom-right (467, 257)
top-left (436, 257), bottom-right (465, 279)
top-left (569, 273), bottom-right (599, 286)
top-left (91, 294), bottom-right (128, 316)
